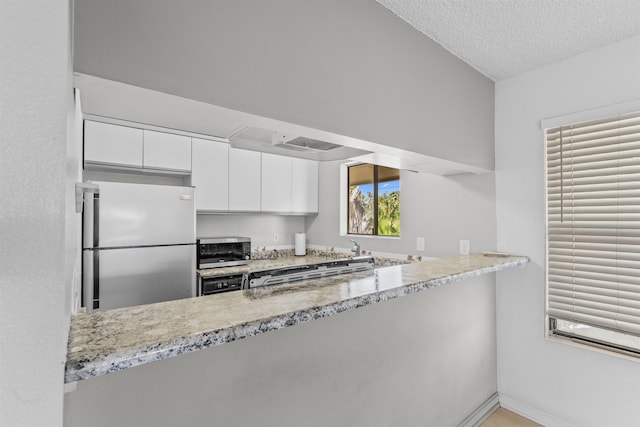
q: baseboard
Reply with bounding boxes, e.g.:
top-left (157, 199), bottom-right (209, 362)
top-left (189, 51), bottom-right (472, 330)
top-left (498, 393), bottom-right (578, 427)
top-left (457, 392), bottom-right (500, 427)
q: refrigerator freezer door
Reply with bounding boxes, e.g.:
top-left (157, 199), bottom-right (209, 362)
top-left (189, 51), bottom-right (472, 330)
top-left (86, 181), bottom-right (195, 248)
top-left (83, 245), bottom-right (196, 311)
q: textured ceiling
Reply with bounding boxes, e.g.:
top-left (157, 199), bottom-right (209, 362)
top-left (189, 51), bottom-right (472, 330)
top-left (377, 0), bottom-right (640, 81)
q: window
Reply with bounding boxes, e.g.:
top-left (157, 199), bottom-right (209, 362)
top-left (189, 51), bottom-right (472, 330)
top-left (347, 163), bottom-right (400, 236)
top-left (545, 110), bottom-right (640, 357)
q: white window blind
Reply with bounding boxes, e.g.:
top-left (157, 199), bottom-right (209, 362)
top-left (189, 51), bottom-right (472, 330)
top-left (545, 110), bottom-right (640, 355)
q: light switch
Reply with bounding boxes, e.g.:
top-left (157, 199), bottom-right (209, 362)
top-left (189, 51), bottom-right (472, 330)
top-left (459, 240), bottom-right (470, 255)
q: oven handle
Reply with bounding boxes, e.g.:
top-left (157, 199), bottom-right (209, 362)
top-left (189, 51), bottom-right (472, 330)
top-left (92, 193), bottom-right (100, 310)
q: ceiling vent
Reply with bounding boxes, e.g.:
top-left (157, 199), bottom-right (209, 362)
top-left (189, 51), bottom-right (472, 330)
top-left (229, 126), bottom-right (343, 152)
top-left (278, 136), bottom-right (343, 152)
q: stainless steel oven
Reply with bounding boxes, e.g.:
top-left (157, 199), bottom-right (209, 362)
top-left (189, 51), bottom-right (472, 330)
top-left (196, 237), bottom-right (251, 269)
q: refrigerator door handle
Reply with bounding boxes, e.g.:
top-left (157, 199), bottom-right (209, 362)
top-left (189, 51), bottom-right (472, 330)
top-left (92, 193), bottom-right (100, 310)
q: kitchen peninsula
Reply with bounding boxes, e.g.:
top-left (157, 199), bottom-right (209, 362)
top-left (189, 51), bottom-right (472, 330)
top-left (66, 253), bottom-right (528, 383)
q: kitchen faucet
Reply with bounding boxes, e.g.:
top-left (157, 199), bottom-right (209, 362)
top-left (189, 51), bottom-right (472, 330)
top-left (349, 239), bottom-right (361, 257)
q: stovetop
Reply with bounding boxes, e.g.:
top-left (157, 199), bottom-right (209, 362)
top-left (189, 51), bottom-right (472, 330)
top-left (198, 255), bottom-right (376, 290)
top-left (244, 256), bottom-right (375, 288)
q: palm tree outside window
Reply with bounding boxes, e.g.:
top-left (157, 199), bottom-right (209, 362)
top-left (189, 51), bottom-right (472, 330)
top-left (347, 163), bottom-right (400, 236)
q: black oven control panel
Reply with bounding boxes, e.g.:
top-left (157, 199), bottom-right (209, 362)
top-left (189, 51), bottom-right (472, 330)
top-left (199, 273), bottom-right (244, 296)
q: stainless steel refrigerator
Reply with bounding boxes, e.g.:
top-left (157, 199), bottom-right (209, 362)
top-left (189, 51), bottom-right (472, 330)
top-left (82, 181), bottom-right (196, 312)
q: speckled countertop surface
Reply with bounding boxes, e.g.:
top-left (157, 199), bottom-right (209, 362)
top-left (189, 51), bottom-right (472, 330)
top-left (65, 253), bottom-right (529, 383)
top-left (198, 255), bottom-right (349, 277)
top-left (197, 249), bottom-right (412, 277)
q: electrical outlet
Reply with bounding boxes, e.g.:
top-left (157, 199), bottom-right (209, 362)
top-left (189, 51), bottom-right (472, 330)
top-left (459, 240), bottom-right (470, 255)
top-left (416, 237), bottom-right (425, 251)
top-left (273, 233), bottom-right (279, 242)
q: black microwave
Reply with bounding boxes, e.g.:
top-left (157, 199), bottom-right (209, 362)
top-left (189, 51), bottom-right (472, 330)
top-left (196, 237), bottom-right (251, 269)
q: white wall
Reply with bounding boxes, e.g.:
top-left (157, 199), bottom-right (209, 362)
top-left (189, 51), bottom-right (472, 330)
top-left (197, 214), bottom-right (305, 248)
top-left (306, 161), bottom-right (497, 258)
top-left (65, 274), bottom-right (497, 427)
top-left (0, 1), bottom-right (73, 426)
top-left (495, 35), bottom-right (640, 427)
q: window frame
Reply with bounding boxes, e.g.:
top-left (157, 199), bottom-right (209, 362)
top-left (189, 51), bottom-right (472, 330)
top-left (346, 163), bottom-right (400, 237)
top-left (543, 102), bottom-right (640, 359)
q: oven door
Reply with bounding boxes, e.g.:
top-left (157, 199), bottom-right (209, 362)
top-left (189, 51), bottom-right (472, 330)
top-left (197, 239), bottom-right (251, 268)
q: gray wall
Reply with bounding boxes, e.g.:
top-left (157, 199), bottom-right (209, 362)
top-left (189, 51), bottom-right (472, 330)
top-left (73, 0), bottom-right (495, 170)
top-left (0, 1), bottom-right (74, 425)
top-left (65, 275), bottom-right (497, 427)
top-left (64, 160), bottom-right (500, 426)
top-left (306, 161), bottom-right (497, 258)
top-left (63, 2), bottom-right (500, 425)
top-left (495, 35), bottom-right (640, 426)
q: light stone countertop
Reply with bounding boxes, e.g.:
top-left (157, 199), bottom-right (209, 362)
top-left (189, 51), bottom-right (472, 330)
top-left (65, 253), bottom-right (529, 383)
top-left (197, 255), bottom-right (351, 277)
top-left (197, 249), bottom-right (413, 277)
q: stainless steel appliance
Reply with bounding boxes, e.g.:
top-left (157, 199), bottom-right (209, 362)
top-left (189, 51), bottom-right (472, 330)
top-left (82, 181), bottom-right (196, 312)
top-left (243, 256), bottom-right (375, 288)
top-left (196, 237), bottom-right (251, 269)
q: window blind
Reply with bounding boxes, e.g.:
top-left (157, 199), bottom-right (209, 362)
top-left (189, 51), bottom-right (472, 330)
top-left (545, 110), bottom-right (640, 353)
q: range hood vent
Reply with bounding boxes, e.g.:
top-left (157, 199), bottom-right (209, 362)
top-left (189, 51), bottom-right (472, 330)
top-left (280, 136), bottom-right (342, 152)
top-left (229, 126), bottom-right (343, 152)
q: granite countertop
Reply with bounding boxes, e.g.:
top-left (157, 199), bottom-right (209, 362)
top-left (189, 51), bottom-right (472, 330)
top-left (197, 255), bottom-right (347, 277)
top-left (197, 249), bottom-right (411, 277)
top-left (65, 253), bottom-right (529, 383)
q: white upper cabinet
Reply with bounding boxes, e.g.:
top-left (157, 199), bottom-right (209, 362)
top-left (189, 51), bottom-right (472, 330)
top-left (291, 158), bottom-right (318, 214)
top-left (228, 148), bottom-right (261, 212)
top-left (84, 119), bottom-right (319, 215)
top-left (261, 153), bottom-right (292, 213)
top-left (261, 155), bottom-right (318, 214)
top-left (84, 120), bottom-right (143, 168)
top-left (143, 130), bottom-right (191, 172)
top-left (84, 120), bottom-right (191, 174)
top-left (191, 138), bottom-right (229, 212)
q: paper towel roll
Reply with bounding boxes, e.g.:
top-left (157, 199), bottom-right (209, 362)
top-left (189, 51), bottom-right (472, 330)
top-left (295, 233), bottom-right (306, 256)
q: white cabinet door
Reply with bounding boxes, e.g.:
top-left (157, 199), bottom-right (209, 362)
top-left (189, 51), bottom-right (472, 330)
top-left (143, 130), bottom-right (191, 172)
top-left (84, 120), bottom-right (143, 168)
top-left (291, 158), bottom-right (319, 214)
top-left (228, 148), bottom-right (261, 212)
top-left (261, 153), bottom-right (292, 213)
top-left (191, 138), bottom-right (229, 212)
